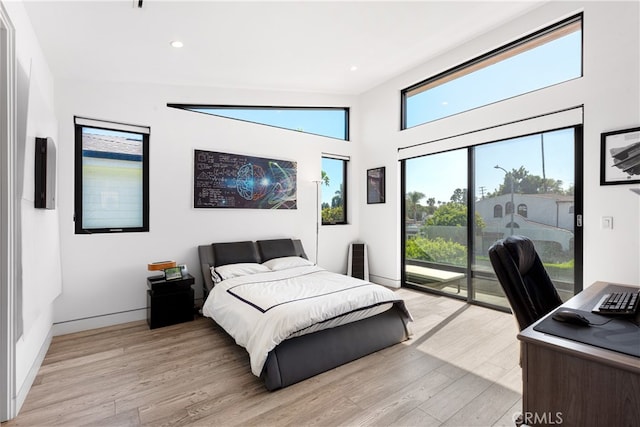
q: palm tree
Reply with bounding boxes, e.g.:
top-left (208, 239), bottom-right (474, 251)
top-left (406, 191), bottom-right (425, 220)
top-left (426, 197), bottom-right (436, 215)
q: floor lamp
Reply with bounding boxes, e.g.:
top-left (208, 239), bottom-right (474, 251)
top-left (313, 180), bottom-right (321, 265)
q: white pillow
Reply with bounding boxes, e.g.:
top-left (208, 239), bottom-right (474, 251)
top-left (215, 263), bottom-right (271, 280)
top-left (262, 256), bottom-right (314, 271)
top-left (209, 266), bottom-right (222, 284)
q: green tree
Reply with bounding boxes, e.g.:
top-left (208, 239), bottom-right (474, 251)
top-left (426, 202), bottom-right (485, 229)
top-left (321, 170), bottom-right (330, 187)
top-left (405, 236), bottom-right (466, 266)
top-left (320, 170), bottom-right (343, 223)
top-left (322, 206), bottom-right (344, 223)
top-left (425, 197), bottom-right (436, 214)
top-left (331, 184), bottom-right (343, 208)
top-left (450, 188), bottom-right (467, 204)
top-left (490, 166), bottom-right (566, 196)
top-left (406, 191), bottom-right (425, 220)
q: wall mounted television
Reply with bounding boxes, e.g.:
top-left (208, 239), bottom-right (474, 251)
top-left (34, 136), bottom-right (56, 209)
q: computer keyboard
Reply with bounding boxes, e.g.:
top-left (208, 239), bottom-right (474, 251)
top-left (592, 291), bottom-right (639, 315)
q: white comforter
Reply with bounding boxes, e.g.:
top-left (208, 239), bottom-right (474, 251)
top-left (202, 265), bottom-right (411, 376)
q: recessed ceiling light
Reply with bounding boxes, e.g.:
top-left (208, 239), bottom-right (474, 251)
top-left (170, 40), bottom-right (184, 48)
top-left (350, 65), bottom-right (358, 72)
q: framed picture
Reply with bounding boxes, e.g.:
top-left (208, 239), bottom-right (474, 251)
top-left (367, 167), bottom-right (385, 204)
top-left (600, 127), bottom-right (640, 185)
top-left (194, 149), bottom-right (297, 209)
top-left (164, 266), bottom-right (183, 281)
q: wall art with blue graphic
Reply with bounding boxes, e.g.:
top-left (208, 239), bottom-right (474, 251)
top-left (194, 149), bottom-right (297, 209)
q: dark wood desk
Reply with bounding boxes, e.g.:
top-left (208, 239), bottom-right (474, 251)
top-left (518, 281), bottom-right (640, 427)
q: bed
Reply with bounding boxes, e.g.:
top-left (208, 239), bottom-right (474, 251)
top-left (198, 238), bottom-right (412, 390)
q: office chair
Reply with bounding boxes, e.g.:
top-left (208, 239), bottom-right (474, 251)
top-left (488, 235), bottom-right (563, 331)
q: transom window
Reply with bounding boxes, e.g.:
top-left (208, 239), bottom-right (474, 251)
top-left (168, 104), bottom-right (349, 141)
top-left (402, 14), bottom-right (582, 128)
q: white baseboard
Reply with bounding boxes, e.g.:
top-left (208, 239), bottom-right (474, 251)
top-left (15, 328), bottom-right (52, 414)
top-left (52, 308), bottom-right (147, 336)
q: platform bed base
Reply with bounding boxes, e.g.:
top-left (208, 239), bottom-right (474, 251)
top-left (198, 240), bottom-right (410, 391)
top-left (261, 304), bottom-right (410, 390)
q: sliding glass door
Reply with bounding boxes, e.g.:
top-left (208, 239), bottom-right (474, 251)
top-left (471, 128), bottom-right (580, 307)
top-left (403, 126), bottom-right (582, 309)
top-left (404, 148), bottom-right (469, 298)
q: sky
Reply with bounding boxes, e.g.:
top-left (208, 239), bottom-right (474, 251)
top-left (405, 27), bottom-right (581, 126)
top-left (187, 22), bottom-right (581, 207)
top-left (405, 128), bottom-right (576, 204)
top-left (321, 157), bottom-right (344, 205)
top-left (194, 108), bottom-right (347, 141)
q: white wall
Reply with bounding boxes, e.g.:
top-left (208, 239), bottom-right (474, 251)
top-left (3, 0), bottom-right (61, 414)
top-left (2, 0), bottom-right (635, 420)
top-left (52, 79), bottom-right (361, 333)
top-left (359, 1), bottom-right (640, 288)
top-left (15, 0), bottom-right (640, 337)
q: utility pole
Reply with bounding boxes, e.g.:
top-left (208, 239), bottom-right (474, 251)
top-left (479, 186), bottom-right (486, 199)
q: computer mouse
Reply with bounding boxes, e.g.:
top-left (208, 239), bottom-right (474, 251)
top-left (552, 309), bottom-right (590, 326)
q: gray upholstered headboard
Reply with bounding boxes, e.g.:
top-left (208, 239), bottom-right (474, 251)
top-left (198, 238), bottom-right (307, 296)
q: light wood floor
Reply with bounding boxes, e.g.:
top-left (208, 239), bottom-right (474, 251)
top-left (3, 288), bottom-right (522, 427)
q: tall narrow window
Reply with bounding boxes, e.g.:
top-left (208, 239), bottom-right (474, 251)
top-left (402, 14), bottom-right (582, 127)
top-left (321, 156), bottom-right (348, 225)
top-left (74, 117), bottom-right (150, 234)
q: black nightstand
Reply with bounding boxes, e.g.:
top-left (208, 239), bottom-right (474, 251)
top-left (147, 273), bottom-right (195, 329)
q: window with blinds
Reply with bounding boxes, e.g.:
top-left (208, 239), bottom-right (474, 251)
top-left (74, 117), bottom-right (150, 234)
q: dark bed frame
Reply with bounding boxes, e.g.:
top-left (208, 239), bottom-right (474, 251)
top-left (198, 238), bottom-right (411, 391)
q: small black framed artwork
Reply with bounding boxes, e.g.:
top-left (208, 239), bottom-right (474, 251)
top-left (367, 167), bottom-right (385, 204)
top-left (600, 127), bottom-right (640, 185)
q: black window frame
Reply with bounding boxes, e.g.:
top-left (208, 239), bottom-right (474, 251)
top-left (401, 124), bottom-right (584, 309)
top-left (74, 117), bottom-right (150, 234)
top-left (321, 156), bottom-right (348, 225)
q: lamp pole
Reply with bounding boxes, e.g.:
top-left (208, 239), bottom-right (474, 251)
top-left (495, 165), bottom-right (514, 235)
top-left (313, 180), bottom-right (321, 265)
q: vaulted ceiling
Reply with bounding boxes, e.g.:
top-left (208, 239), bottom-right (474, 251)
top-left (23, 1), bottom-right (544, 95)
